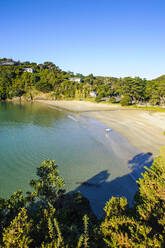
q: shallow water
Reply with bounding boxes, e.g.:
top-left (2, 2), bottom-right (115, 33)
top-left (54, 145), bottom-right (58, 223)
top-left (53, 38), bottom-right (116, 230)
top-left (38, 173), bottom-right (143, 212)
top-left (0, 102), bottom-right (152, 216)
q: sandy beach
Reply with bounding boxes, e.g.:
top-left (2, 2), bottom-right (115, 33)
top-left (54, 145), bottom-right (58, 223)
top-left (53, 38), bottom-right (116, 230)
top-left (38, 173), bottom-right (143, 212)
top-left (36, 100), bottom-right (165, 156)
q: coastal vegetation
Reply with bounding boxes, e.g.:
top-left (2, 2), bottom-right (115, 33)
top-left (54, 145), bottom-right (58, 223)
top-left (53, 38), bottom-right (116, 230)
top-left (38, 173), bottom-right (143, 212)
top-left (0, 147), bottom-right (165, 247)
top-left (0, 58), bottom-right (165, 247)
top-left (0, 58), bottom-right (165, 106)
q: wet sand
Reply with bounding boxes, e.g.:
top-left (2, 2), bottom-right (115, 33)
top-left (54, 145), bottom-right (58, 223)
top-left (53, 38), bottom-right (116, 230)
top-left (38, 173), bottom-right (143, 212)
top-left (36, 100), bottom-right (165, 156)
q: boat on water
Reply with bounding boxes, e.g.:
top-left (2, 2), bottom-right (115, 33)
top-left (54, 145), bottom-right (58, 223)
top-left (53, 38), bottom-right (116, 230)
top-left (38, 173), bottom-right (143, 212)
top-left (105, 128), bottom-right (111, 132)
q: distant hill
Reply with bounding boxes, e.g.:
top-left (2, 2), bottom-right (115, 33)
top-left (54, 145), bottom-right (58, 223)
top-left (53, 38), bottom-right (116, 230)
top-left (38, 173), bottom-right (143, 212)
top-left (0, 58), bottom-right (164, 106)
top-left (153, 75), bottom-right (165, 82)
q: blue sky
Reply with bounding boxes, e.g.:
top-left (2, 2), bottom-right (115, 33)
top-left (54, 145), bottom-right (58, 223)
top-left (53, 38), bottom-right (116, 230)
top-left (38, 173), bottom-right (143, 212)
top-left (0, 0), bottom-right (165, 79)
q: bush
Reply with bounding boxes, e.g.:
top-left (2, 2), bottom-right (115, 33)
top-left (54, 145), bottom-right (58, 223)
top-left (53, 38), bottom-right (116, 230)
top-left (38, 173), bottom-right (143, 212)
top-left (121, 95), bottom-right (132, 106)
top-left (0, 148), bottom-right (165, 247)
top-left (109, 96), bottom-right (116, 103)
top-left (149, 94), bottom-right (160, 105)
top-left (35, 81), bottom-right (53, 93)
top-left (95, 95), bottom-right (102, 102)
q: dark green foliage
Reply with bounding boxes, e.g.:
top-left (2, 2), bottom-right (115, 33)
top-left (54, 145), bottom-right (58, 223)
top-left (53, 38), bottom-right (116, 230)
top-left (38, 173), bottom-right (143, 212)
top-left (109, 96), bottom-right (116, 103)
top-left (27, 159), bottom-right (65, 205)
top-left (117, 77), bottom-right (146, 103)
top-left (100, 147), bottom-right (165, 247)
top-left (95, 95), bottom-right (102, 102)
top-left (0, 58), bottom-right (165, 105)
top-left (2, 208), bottom-right (32, 248)
top-left (146, 76), bottom-right (165, 105)
top-left (35, 81), bottom-right (53, 93)
top-left (100, 198), bottom-right (163, 247)
top-left (134, 147), bottom-right (165, 233)
top-left (0, 147), bottom-right (165, 247)
top-left (0, 190), bottom-right (26, 231)
top-left (120, 95), bottom-right (132, 106)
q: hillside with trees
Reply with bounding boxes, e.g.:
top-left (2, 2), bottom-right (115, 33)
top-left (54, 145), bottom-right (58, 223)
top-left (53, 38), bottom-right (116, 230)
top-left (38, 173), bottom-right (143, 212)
top-left (0, 58), bottom-right (165, 106)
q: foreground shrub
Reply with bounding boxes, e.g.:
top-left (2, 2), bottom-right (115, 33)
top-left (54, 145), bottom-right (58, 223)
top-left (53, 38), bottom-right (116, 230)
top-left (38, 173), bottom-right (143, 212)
top-left (121, 96), bottom-right (132, 106)
top-left (109, 96), bottom-right (116, 103)
top-left (2, 208), bottom-right (32, 248)
top-left (134, 147), bottom-right (165, 233)
top-left (0, 147), bottom-right (165, 247)
top-left (100, 198), bottom-right (163, 247)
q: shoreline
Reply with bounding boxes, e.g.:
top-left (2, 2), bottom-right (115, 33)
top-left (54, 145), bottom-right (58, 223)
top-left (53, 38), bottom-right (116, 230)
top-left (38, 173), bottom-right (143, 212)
top-left (36, 100), bottom-right (165, 156)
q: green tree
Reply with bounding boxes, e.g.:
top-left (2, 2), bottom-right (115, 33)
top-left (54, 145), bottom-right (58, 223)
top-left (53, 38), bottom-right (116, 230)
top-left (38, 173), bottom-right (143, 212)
top-left (35, 81), bottom-right (53, 93)
top-left (27, 159), bottom-right (65, 205)
top-left (120, 95), bottom-right (132, 106)
top-left (134, 147), bottom-right (165, 235)
top-left (2, 208), bottom-right (32, 248)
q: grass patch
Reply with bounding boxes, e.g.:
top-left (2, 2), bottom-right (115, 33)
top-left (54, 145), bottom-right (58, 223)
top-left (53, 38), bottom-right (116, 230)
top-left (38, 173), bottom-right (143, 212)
top-left (129, 105), bottom-right (165, 112)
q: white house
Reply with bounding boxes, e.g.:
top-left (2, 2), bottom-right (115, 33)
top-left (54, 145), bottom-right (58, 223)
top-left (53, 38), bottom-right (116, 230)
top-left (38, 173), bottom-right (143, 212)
top-left (0, 61), bottom-right (16, 66)
top-left (90, 91), bottom-right (97, 97)
top-left (23, 68), bottom-right (34, 73)
top-left (69, 77), bottom-right (82, 83)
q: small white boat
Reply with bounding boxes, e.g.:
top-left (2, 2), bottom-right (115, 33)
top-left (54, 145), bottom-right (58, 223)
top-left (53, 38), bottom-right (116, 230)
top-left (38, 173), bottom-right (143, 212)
top-left (105, 128), bottom-right (111, 132)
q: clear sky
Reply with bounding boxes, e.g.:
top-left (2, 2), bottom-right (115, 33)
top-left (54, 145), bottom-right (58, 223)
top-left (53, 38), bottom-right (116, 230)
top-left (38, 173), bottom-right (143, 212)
top-left (0, 0), bottom-right (165, 79)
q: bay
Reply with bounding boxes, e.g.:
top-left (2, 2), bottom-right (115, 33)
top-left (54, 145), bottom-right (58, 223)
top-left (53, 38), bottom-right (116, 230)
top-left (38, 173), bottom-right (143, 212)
top-left (0, 102), bottom-right (148, 216)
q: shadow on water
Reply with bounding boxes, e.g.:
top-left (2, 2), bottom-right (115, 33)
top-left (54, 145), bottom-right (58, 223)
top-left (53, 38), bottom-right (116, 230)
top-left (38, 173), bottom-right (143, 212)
top-left (71, 152), bottom-right (153, 217)
top-left (128, 152), bottom-right (153, 169)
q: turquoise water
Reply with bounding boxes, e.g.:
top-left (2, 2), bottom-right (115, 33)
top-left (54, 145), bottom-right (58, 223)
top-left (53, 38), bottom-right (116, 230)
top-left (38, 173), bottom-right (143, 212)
top-left (0, 102), bottom-right (149, 216)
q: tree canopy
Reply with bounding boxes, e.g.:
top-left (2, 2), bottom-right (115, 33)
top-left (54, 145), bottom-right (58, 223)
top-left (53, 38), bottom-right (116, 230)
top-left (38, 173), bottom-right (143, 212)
top-left (0, 58), bottom-right (165, 105)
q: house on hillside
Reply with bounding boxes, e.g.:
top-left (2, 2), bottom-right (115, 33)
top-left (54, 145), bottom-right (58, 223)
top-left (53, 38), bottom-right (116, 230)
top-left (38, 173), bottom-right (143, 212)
top-left (69, 77), bottom-right (82, 83)
top-left (114, 96), bottom-right (121, 103)
top-left (0, 61), bottom-right (16, 66)
top-left (90, 91), bottom-right (97, 97)
top-left (23, 68), bottom-right (34, 73)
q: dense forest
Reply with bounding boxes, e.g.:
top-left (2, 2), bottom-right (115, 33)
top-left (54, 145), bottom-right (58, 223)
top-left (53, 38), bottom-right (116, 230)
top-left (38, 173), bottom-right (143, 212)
top-left (0, 58), bottom-right (165, 106)
top-left (0, 147), bottom-right (165, 247)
